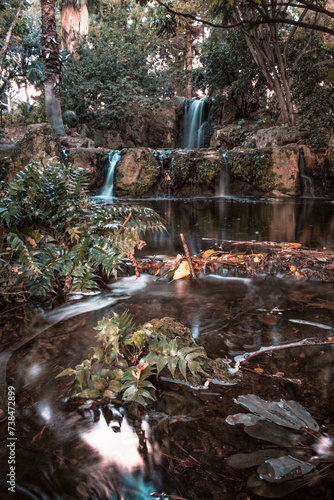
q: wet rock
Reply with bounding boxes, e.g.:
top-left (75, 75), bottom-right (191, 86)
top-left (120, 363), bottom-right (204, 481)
top-left (210, 125), bottom-right (239, 150)
top-left (150, 317), bottom-right (232, 386)
top-left (115, 148), bottom-right (160, 196)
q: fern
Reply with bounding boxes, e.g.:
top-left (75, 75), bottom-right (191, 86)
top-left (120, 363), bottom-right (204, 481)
top-left (0, 159), bottom-right (165, 296)
top-left (7, 232), bottom-right (41, 274)
top-left (57, 312), bottom-right (205, 407)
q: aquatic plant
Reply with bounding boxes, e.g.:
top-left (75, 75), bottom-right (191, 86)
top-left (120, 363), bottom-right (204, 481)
top-left (226, 394), bottom-right (334, 498)
top-left (0, 159), bottom-right (165, 297)
top-left (57, 311), bottom-right (206, 407)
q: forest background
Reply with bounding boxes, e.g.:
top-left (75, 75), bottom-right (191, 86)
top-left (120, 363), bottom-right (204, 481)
top-left (0, 0), bottom-right (333, 147)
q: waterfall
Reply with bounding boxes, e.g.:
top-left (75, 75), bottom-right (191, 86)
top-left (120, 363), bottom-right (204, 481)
top-left (182, 98), bottom-right (208, 149)
top-left (99, 151), bottom-right (121, 200)
top-left (216, 151), bottom-right (230, 197)
top-left (299, 149), bottom-right (314, 197)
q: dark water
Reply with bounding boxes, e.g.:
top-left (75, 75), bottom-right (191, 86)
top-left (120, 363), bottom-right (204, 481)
top-left (1, 198), bottom-right (334, 500)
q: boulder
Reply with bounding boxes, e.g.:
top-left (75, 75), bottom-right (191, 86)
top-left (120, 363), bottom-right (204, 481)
top-left (270, 145), bottom-right (300, 195)
top-left (256, 126), bottom-right (308, 149)
top-left (210, 126), bottom-right (238, 150)
top-left (67, 147), bottom-right (110, 190)
top-left (115, 148), bottom-right (160, 196)
top-left (5, 123), bottom-right (63, 179)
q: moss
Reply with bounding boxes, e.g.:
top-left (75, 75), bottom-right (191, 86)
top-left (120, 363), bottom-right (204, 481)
top-left (170, 157), bottom-right (191, 188)
top-left (191, 159), bottom-right (224, 185)
top-left (230, 153), bottom-right (276, 192)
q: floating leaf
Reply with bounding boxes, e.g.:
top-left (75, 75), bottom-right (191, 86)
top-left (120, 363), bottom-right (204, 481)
top-left (202, 249), bottom-right (218, 259)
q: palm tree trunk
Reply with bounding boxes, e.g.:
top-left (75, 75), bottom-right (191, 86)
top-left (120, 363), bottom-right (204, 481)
top-left (41, 0), bottom-right (66, 135)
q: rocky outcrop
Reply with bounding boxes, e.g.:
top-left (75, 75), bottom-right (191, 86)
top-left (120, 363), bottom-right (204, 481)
top-left (114, 148), bottom-right (160, 197)
top-left (67, 147), bottom-right (110, 190)
top-left (210, 125), bottom-right (238, 150)
top-left (256, 126), bottom-right (308, 149)
top-left (4, 123), bottom-right (63, 180)
top-left (93, 104), bottom-right (178, 149)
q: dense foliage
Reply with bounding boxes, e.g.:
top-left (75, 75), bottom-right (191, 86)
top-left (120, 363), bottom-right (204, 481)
top-left (57, 310), bottom-right (205, 407)
top-left (291, 33), bottom-right (334, 145)
top-left (61, 0), bottom-right (184, 128)
top-left (0, 159), bottom-right (165, 297)
top-left (193, 29), bottom-right (266, 119)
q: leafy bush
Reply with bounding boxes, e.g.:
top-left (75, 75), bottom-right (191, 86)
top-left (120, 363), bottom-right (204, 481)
top-left (0, 159), bottom-right (165, 296)
top-left (57, 311), bottom-right (205, 407)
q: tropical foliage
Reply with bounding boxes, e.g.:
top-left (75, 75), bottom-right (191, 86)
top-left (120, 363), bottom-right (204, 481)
top-left (0, 159), bottom-right (165, 296)
top-left (57, 310), bottom-right (206, 406)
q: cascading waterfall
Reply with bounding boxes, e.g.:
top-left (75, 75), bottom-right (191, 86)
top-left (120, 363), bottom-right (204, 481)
top-left (216, 151), bottom-right (230, 197)
top-left (99, 151), bottom-right (121, 199)
top-left (299, 148), bottom-right (314, 197)
top-left (182, 98), bottom-right (208, 149)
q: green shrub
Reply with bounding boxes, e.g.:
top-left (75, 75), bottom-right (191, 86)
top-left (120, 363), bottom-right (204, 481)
top-left (57, 311), bottom-right (205, 407)
top-left (0, 159), bottom-right (165, 296)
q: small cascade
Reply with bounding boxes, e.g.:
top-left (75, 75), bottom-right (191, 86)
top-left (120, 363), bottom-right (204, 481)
top-left (299, 149), bottom-right (314, 197)
top-left (216, 151), bottom-right (230, 197)
top-left (182, 98), bottom-right (212, 149)
top-left (99, 151), bottom-right (121, 200)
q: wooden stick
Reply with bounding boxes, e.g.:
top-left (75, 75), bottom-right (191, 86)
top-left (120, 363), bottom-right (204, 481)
top-left (234, 336), bottom-right (334, 370)
top-left (118, 211), bottom-right (132, 234)
top-left (180, 233), bottom-right (197, 280)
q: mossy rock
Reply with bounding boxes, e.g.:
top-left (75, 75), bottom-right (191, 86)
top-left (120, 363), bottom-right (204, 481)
top-left (150, 317), bottom-right (232, 386)
top-left (115, 148), bottom-right (160, 197)
top-left (229, 151), bottom-right (276, 192)
top-left (192, 159), bottom-right (224, 186)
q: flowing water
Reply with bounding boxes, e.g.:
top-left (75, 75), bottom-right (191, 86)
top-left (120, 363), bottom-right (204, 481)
top-left (1, 198), bottom-right (334, 500)
top-left (181, 99), bottom-right (212, 149)
top-left (94, 151), bottom-right (121, 201)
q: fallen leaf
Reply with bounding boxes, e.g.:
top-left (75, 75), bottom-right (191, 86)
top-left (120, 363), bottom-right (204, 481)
top-left (173, 260), bottom-right (190, 280)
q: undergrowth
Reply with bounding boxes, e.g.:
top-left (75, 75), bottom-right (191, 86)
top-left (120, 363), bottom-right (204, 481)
top-left (57, 311), bottom-right (205, 407)
top-left (0, 159), bottom-right (165, 297)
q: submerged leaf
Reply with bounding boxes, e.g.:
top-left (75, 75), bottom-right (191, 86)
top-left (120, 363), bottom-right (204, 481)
top-left (247, 472), bottom-right (312, 498)
top-left (244, 420), bottom-right (302, 447)
top-left (235, 394), bottom-right (320, 431)
top-left (226, 413), bottom-right (263, 426)
top-left (227, 449), bottom-right (288, 469)
top-left (257, 456), bottom-right (316, 483)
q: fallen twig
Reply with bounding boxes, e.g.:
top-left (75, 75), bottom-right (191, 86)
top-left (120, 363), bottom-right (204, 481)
top-left (240, 366), bottom-right (302, 385)
top-left (118, 211), bottom-right (132, 234)
top-left (234, 336), bottom-right (334, 370)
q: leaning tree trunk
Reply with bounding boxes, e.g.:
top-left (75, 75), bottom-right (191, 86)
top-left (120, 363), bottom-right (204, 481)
top-left (41, 0), bottom-right (66, 135)
top-left (0, 0), bottom-right (25, 75)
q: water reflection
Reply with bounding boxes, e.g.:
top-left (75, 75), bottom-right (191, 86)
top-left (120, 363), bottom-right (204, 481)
top-left (139, 198), bottom-right (334, 256)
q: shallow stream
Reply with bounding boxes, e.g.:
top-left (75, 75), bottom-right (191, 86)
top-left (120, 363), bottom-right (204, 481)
top-left (1, 197), bottom-right (334, 500)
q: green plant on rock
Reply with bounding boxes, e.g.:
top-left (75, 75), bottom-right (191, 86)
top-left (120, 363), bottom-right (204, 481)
top-left (0, 159), bottom-right (165, 296)
top-left (230, 154), bottom-right (276, 192)
top-left (57, 311), bottom-right (206, 407)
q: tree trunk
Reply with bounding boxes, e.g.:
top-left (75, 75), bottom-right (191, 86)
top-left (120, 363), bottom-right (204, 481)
top-left (41, 0), bottom-right (66, 135)
top-left (60, 1), bottom-right (89, 57)
top-left (0, 0), bottom-right (25, 75)
top-left (185, 28), bottom-right (192, 99)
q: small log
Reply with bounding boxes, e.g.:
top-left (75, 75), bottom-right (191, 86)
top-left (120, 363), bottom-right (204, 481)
top-left (180, 233), bottom-right (197, 280)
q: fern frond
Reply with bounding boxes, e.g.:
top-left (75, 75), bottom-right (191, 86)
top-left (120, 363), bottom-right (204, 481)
top-left (7, 232), bottom-right (41, 274)
top-left (71, 263), bottom-right (99, 292)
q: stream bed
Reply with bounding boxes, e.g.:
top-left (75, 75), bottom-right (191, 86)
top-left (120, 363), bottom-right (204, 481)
top-left (1, 197), bottom-right (334, 500)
